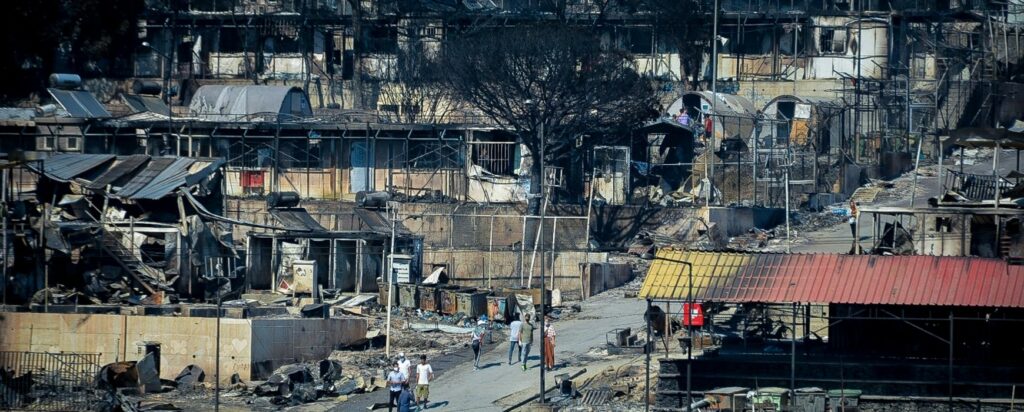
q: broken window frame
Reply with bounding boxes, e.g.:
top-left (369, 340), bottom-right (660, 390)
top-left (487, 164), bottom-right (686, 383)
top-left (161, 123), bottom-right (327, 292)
top-left (818, 27), bottom-right (848, 55)
top-left (469, 141), bottom-right (516, 175)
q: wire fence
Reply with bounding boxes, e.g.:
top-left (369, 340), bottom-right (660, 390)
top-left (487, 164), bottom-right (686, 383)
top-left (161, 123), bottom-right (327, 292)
top-left (0, 351), bottom-right (101, 411)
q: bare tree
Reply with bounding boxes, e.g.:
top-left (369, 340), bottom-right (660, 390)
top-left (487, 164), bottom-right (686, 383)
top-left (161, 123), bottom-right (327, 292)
top-left (373, 25), bottom-right (460, 123)
top-left (441, 24), bottom-right (657, 210)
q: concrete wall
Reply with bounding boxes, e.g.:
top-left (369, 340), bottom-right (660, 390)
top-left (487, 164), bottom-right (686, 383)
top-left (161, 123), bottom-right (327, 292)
top-left (249, 317), bottom-right (368, 378)
top-left (0, 312), bottom-right (367, 384)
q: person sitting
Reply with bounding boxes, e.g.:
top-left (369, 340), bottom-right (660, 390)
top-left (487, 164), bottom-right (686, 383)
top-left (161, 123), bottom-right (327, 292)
top-left (677, 109), bottom-right (691, 127)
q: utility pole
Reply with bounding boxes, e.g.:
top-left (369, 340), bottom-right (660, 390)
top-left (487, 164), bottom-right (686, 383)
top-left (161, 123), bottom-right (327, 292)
top-left (709, 0), bottom-right (720, 206)
top-left (385, 200), bottom-right (398, 357)
top-left (537, 120), bottom-right (548, 404)
top-left (785, 147), bottom-right (792, 253)
top-left (215, 259), bottom-right (222, 412)
top-left (1, 168), bottom-right (6, 307)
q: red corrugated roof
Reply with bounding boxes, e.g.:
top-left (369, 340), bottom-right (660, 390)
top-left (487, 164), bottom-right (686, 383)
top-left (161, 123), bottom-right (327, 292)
top-left (639, 251), bottom-right (1024, 308)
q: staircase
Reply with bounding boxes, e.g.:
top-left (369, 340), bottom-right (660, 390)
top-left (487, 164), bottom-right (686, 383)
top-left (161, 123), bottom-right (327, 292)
top-left (99, 227), bottom-right (169, 295)
top-left (78, 195), bottom-right (170, 296)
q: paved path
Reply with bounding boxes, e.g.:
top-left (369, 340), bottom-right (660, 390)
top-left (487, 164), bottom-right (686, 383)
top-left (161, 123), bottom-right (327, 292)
top-left (421, 291), bottom-right (645, 411)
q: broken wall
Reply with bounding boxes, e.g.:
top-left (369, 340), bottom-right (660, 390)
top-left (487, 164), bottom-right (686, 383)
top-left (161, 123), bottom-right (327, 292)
top-left (0, 312), bottom-right (367, 384)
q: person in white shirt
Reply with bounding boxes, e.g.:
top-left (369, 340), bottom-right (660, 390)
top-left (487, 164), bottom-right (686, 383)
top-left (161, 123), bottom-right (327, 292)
top-left (415, 354), bottom-right (434, 409)
top-left (397, 352), bottom-right (412, 381)
top-left (507, 315), bottom-right (523, 365)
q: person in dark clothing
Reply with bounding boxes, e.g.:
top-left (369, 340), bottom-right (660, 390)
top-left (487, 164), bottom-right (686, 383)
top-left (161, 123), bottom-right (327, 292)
top-left (397, 383), bottom-right (416, 412)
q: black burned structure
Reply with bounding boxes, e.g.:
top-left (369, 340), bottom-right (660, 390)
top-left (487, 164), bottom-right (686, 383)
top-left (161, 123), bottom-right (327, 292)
top-left (11, 153), bottom-right (233, 304)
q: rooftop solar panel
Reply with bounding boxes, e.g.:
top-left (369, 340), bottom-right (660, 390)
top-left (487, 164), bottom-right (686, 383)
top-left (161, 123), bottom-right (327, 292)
top-left (47, 88), bottom-right (112, 118)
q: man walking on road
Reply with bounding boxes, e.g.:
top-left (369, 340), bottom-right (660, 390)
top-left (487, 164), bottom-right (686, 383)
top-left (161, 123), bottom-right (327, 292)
top-left (507, 314), bottom-right (523, 365)
top-left (415, 354), bottom-right (433, 409)
top-left (471, 318), bottom-right (486, 369)
top-left (387, 361), bottom-right (407, 412)
top-left (519, 315), bottom-right (535, 371)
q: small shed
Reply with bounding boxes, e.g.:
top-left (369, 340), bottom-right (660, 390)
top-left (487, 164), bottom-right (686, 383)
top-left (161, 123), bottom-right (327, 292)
top-left (188, 85), bottom-right (313, 121)
top-left (759, 95), bottom-right (844, 154)
top-left (631, 119), bottom-right (696, 193)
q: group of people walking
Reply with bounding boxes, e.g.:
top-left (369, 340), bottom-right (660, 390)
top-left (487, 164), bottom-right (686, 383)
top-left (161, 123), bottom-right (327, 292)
top-left (386, 353), bottom-right (434, 412)
top-left (386, 312), bottom-right (559, 411)
top-left (470, 313), bottom-right (557, 371)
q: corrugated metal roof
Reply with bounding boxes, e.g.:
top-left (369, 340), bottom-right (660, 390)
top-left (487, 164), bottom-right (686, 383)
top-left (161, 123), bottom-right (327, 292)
top-left (667, 92), bottom-right (757, 142)
top-left (115, 157), bottom-right (202, 200)
top-left (638, 250), bottom-right (1024, 308)
top-left (123, 158), bottom-right (196, 200)
top-left (32, 154), bottom-right (116, 182)
top-left (85, 155), bottom-right (151, 190)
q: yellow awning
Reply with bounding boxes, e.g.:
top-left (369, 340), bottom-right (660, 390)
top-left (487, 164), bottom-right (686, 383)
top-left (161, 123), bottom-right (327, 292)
top-left (637, 249), bottom-right (757, 301)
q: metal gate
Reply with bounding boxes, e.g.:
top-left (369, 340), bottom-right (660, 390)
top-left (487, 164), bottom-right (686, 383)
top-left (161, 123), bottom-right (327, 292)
top-left (0, 351), bottom-right (101, 411)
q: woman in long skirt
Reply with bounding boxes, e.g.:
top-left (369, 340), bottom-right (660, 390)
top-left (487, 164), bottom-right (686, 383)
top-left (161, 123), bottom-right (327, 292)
top-left (543, 321), bottom-right (556, 369)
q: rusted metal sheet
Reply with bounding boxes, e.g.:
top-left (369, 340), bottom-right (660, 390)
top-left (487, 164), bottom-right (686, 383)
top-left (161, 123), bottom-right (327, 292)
top-left (418, 286), bottom-right (439, 312)
top-left (439, 286), bottom-right (460, 315)
top-left (639, 250), bottom-right (1024, 308)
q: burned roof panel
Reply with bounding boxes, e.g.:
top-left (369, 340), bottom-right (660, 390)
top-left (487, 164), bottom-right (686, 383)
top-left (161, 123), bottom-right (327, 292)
top-left (30, 153), bottom-right (116, 182)
top-left (121, 94), bottom-right (171, 116)
top-left (353, 208), bottom-right (412, 235)
top-left (85, 155), bottom-right (151, 191)
top-left (47, 89), bottom-right (112, 118)
top-left (269, 208), bottom-right (327, 232)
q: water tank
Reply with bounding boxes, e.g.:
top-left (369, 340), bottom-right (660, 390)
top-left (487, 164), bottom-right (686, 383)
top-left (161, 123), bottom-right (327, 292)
top-left (132, 80), bottom-right (163, 95)
top-left (48, 73), bottom-right (82, 89)
top-left (267, 191), bottom-right (301, 209)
